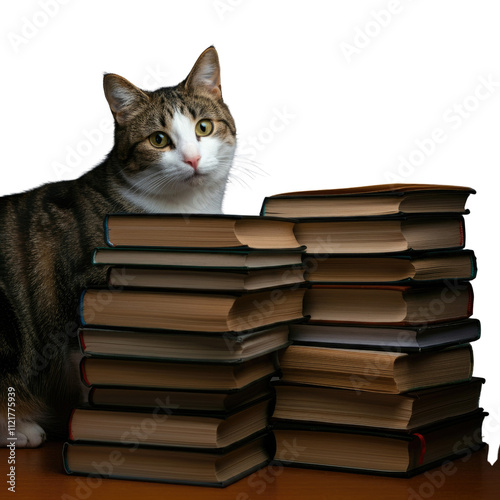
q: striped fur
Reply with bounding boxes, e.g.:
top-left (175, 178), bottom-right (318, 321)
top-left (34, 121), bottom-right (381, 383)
top-left (0, 47), bottom-right (236, 446)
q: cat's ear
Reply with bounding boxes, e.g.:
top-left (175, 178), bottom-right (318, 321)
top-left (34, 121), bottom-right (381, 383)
top-left (183, 46), bottom-right (222, 99)
top-left (103, 74), bottom-right (149, 126)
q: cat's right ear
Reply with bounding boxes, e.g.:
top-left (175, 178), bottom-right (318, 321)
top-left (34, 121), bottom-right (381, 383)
top-left (103, 74), bottom-right (149, 126)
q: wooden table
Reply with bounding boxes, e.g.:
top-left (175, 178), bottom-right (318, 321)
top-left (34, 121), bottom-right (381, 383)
top-left (1, 441), bottom-right (499, 499)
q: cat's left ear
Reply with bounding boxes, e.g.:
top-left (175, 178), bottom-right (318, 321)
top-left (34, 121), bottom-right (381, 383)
top-left (103, 74), bottom-right (149, 126)
top-left (183, 46), bottom-right (222, 99)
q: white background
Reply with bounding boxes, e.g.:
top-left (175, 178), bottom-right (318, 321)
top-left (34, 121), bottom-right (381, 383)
top-left (1, 0), bottom-right (499, 463)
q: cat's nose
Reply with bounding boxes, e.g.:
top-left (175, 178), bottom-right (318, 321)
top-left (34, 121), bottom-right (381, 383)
top-left (184, 155), bottom-right (201, 170)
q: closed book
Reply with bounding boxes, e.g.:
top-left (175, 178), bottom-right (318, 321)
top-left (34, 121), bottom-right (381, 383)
top-left (79, 324), bottom-right (291, 363)
top-left (303, 283), bottom-right (473, 325)
top-left (272, 378), bottom-right (484, 430)
top-left (272, 410), bottom-right (486, 477)
top-left (80, 287), bottom-right (306, 333)
top-left (92, 247), bottom-right (304, 268)
top-left (303, 249), bottom-right (476, 284)
top-left (104, 213), bottom-right (303, 250)
top-left (106, 265), bottom-right (305, 292)
top-left (279, 344), bottom-right (473, 393)
top-left (88, 379), bottom-right (272, 414)
top-left (293, 215), bottom-right (465, 254)
top-left (80, 352), bottom-right (279, 391)
top-left (260, 184), bottom-right (474, 218)
top-left (288, 318), bottom-right (481, 352)
top-left (63, 433), bottom-right (273, 487)
top-left (69, 398), bottom-right (272, 449)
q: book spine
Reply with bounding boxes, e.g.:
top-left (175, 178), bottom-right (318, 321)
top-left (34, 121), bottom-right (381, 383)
top-left (79, 290), bottom-right (87, 327)
top-left (91, 248), bottom-right (98, 265)
top-left (67, 409), bottom-right (77, 441)
top-left (80, 358), bottom-right (91, 388)
top-left (468, 343), bottom-right (475, 379)
top-left (103, 214), bottom-right (113, 247)
top-left (469, 252), bottom-right (478, 280)
top-left (88, 387), bottom-right (96, 407)
top-left (467, 282), bottom-right (474, 316)
top-left (78, 330), bottom-right (86, 355)
top-left (459, 216), bottom-right (465, 248)
top-left (259, 198), bottom-right (268, 216)
top-left (61, 442), bottom-right (72, 474)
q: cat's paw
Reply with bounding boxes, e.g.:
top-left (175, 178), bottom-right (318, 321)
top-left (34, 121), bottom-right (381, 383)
top-left (15, 421), bottom-right (46, 448)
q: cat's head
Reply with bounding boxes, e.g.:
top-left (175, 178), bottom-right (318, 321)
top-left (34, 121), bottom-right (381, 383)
top-left (103, 46), bottom-right (236, 213)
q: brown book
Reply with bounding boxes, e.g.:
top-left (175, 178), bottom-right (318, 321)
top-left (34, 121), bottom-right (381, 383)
top-left (304, 250), bottom-right (476, 283)
top-left (293, 215), bottom-right (465, 254)
top-left (88, 379), bottom-right (272, 414)
top-left (104, 214), bottom-right (303, 250)
top-left (80, 287), bottom-right (305, 332)
top-left (79, 324), bottom-right (291, 362)
top-left (63, 434), bottom-right (271, 487)
top-left (303, 284), bottom-right (473, 325)
top-left (69, 398), bottom-right (271, 449)
top-left (288, 319), bottom-right (481, 352)
top-left (107, 266), bottom-right (305, 291)
top-left (273, 410), bottom-right (486, 477)
top-left (92, 247), bottom-right (304, 268)
top-left (279, 344), bottom-right (473, 394)
top-left (272, 378), bottom-right (483, 429)
top-left (261, 184), bottom-right (474, 218)
top-left (80, 352), bottom-right (279, 391)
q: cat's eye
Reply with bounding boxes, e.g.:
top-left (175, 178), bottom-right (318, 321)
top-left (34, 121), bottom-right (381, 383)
top-left (149, 132), bottom-right (171, 148)
top-left (195, 119), bottom-right (214, 137)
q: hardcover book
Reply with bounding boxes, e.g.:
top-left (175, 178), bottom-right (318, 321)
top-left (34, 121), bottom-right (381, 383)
top-left (79, 324), bottom-right (291, 362)
top-left (293, 215), bottom-right (465, 254)
top-left (80, 287), bottom-right (306, 332)
top-left (272, 378), bottom-right (484, 429)
top-left (261, 184), bottom-right (475, 218)
top-left (279, 344), bottom-right (473, 393)
top-left (288, 318), bottom-right (481, 352)
top-left (303, 249), bottom-right (476, 284)
top-left (63, 433), bottom-right (273, 487)
top-left (272, 410), bottom-right (486, 477)
top-left (303, 283), bottom-right (473, 325)
top-left (103, 213), bottom-right (304, 250)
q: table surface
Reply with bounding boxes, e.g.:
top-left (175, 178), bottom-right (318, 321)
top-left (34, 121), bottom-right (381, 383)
top-left (1, 441), bottom-right (499, 500)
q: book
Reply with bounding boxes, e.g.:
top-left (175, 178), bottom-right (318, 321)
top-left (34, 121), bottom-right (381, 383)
top-left (92, 247), bottom-right (304, 268)
top-left (260, 184), bottom-right (475, 218)
top-left (80, 287), bottom-right (306, 332)
top-left (69, 398), bottom-right (272, 449)
top-left (293, 215), bottom-right (465, 254)
top-left (88, 379), bottom-right (272, 414)
top-left (288, 319), bottom-right (481, 352)
top-left (79, 324), bottom-right (291, 362)
top-left (80, 352), bottom-right (279, 391)
top-left (103, 214), bottom-right (303, 250)
top-left (303, 250), bottom-right (476, 284)
top-left (272, 378), bottom-right (483, 430)
top-left (303, 283), bottom-right (473, 325)
top-left (278, 344), bottom-right (473, 393)
top-left (63, 433), bottom-right (272, 487)
top-left (272, 410), bottom-right (486, 477)
top-left (106, 266), bottom-right (305, 291)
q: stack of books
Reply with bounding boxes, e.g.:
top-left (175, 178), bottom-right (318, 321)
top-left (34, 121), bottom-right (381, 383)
top-left (261, 184), bottom-right (487, 477)
top-left (63, 214), bottom-right (307, 486)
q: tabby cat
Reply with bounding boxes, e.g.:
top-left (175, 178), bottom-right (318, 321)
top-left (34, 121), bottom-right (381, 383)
top-left (0, 47), bottom-right (236, 447)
